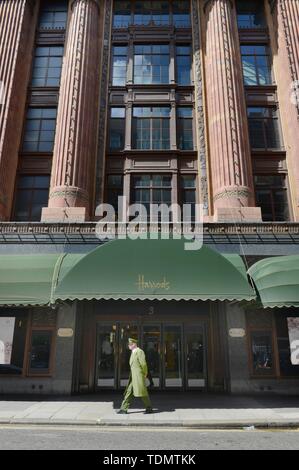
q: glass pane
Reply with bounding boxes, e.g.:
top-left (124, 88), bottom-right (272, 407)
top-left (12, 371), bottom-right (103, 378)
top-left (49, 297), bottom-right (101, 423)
top-left (96, 324), bottom-right (117, 387)
top-left (251, 331), bottom-right (274, 375)
top-left (185, 325), bottom-right (205, 387)
top-left (29, 331), bottom-right (52, 373)
top-left (143, 325), bottom-right (161, 388)
top-left (164, 325), bottom-right (183, 387)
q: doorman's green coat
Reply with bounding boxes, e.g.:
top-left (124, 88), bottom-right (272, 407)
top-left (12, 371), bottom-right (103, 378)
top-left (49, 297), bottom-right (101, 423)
top-left (129, 348), bottom-right (149, 397)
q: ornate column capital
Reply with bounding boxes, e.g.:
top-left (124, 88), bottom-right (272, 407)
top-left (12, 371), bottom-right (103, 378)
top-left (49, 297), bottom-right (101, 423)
top-left (204, 0), bottom-right (233, 13)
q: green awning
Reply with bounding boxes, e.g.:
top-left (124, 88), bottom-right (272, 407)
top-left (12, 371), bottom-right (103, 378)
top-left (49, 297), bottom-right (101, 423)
top-left (0, 253), bottom-right (65, 306)
top-left (52, 238), bottom-right (256, 302)
top-left (248, 255), bottom-right (299, 308)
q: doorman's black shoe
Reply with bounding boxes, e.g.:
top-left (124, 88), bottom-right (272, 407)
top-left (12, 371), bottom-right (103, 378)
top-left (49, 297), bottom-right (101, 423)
top-left (117, 409), bottom-right (127, 414)
top-left (144, 408), bottom-right (154, 414)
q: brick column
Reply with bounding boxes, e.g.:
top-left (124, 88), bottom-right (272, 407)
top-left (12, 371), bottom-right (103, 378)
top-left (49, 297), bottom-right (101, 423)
top-left (268, 0), bottom-right (299, 221)
top-left (42, 0), bottom-right (101, 222)
top-left (0, 0), bottom-right (37, 221)
top-left (204, 0), bottom-right (261, 222)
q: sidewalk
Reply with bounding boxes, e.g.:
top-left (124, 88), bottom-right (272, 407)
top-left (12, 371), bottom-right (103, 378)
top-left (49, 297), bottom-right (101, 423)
top-left (0, 393), bottom-right (299, 428)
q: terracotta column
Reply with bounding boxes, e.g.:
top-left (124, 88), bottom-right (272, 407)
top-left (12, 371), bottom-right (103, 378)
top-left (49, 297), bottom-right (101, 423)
top-left (268, 0), bottom-right (299, 221)
top-left (42, 0), bottom-right (101, 222)
top-left (204, 0), bottom-right (261, 222)
top-left (0, 0), bottom-right (37, 220)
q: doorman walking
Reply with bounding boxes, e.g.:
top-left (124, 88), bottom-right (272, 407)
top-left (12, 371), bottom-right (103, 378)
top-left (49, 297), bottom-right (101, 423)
top-left (118, 338), bottom-right (153, 414)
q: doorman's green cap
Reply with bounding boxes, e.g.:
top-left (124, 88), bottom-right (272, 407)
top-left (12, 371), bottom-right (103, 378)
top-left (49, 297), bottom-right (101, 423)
top-left (128, 338), bottom-right (138, 344)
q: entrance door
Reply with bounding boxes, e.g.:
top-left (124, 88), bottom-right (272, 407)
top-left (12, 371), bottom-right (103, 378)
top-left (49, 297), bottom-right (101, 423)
top-left (163, 324), bottom-right (183, 388)
top-left (95, 323), bottom-right (117, 388)
top-left (185, 324), bottom-right (206, 388)
top-left (95, 321), bottom-right (207, 391)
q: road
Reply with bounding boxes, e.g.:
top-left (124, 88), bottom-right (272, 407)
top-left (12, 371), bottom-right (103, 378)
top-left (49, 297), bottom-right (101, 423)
top-left (0, 425), bottom-right (298, 450)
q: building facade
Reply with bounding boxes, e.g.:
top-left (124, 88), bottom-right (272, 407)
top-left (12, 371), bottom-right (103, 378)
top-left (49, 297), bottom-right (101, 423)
top-left (0, 0), bottom-right (299, 395)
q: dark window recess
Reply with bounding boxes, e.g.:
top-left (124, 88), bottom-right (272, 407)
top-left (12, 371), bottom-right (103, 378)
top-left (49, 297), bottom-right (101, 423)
top-left (22, 107), bottom-right (57, 153)
top-left (236, 0), bottom-right (266, 29)
top-left (276, 313), bottom-right (299, 377)
top-left (0, 310), bottom-right (28, 375)
top-left (113, 0), bottom-right (131, 28)
top-left (31, 46), bottom-right (64, 88)
top-left (250, 331), bottom-right (274, 375)
top-left (109, 108), bottom-right (126, 150)
top-left (254, 175), bottom-right (290, 222)
top-left (112, 46), bottom-right (128, 86)
top-left (247, 107), bottom-right (283, 150)
top-left (181, 175), bottom-right (196, 221)
top-left (173, 0), bottom-right (191, 28)
top-left (38, 0), bottom-right (68, 30)
top-left (29, 330), bottom-right (53, 374)
top-left (107, 175), bottom-right (124, 215)
top-left (132, 106), bottom-right (170, 150)
top-left (14, 175), bottom-right (50, 222)
top-left (177, 107), bottom-right (193, 150)
top-left (112, 1), bottom-right (191, 29)
top-left (131, 174), bottom-right (172, 221)
top-left (176, 45), bottom-right (192, 85)
top-left (134, 44), bottom-right (170, 85)
top-left (241, 45), bottom-right (272, 86)
top-left (134, 0), bottom-right (169, 26)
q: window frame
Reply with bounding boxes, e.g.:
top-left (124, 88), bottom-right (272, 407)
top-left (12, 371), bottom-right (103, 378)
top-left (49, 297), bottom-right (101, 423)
top-left (132, 106), bottom-right (171, 150)
top-left (241, 44), bottom-right (273, 86)
top-left (26, 326), bottom-right (56, 377)
top-left (30, 45), bottom-right (64, 88)
top-left (254, 174), bottom-right (290, 222)
top-left (13, 174), bottom-right (51, 222)
top-left (247, 106), bottom-right (284, 151)
top-left (177, 107), bottom-right (194, 150)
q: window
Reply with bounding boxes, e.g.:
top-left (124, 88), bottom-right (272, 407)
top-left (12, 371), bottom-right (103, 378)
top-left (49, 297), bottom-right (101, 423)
top-left (254, 175), bottom-right (290, 222)
top-left (241, 45), bottom-right (272, 86)
top-left (176, 46), bottom-right (192, 85)
top-left (247, 107), bottom-right (282, 150)
top-left (112, 46), bottom-right (128, 86)
top-left (29, 330), bottom-right (53, 375)
top-left (250, 331), bottom-right (274, 376)
top-left (14, 175), bottom-right (50, 222)
top-left (113, 0), bottom-right (131, 28)
top-left (22, 108), bottom-right (57, 152)
top-left (0, 311), bottom-right (28, 375)
top-left (134, 45), bottom-right (169, 84)
top-left (236, 0), bottom-right (266, 29)
top-left (38, 0), bottom-right (68, 30)
top-left (131, 174), bottom-right (172, 219)
top-left (275, 313), bottom-right (299, 377)
top-left (107, 175), bottom-right (123, 215)
top-left (109, 108), bottom-right (126, 150)
top-left (181, 175), bottom-right (196, 221)
top-left (173, 0), bottom-right (191, 28)
top-left (132, 107), bottom-right (170, 150)
top-left (177, 107), bottom-right (193, 150)
top-left (31, 46), bottom-right (64, 87)
top-left (134, 1), bottom-right (169, 26)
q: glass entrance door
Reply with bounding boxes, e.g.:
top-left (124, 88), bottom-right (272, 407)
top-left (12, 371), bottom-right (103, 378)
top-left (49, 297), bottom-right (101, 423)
top-left (119, 323), bottom-right (138, 388)
top-left (96, 323), bottom-right (117, 388)
top-left (163, 325), bottom-right (183, 388)
top-left (95, 321), bottom-right (207, 391)
top-left (185, 324), bottom-right (206, 388)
